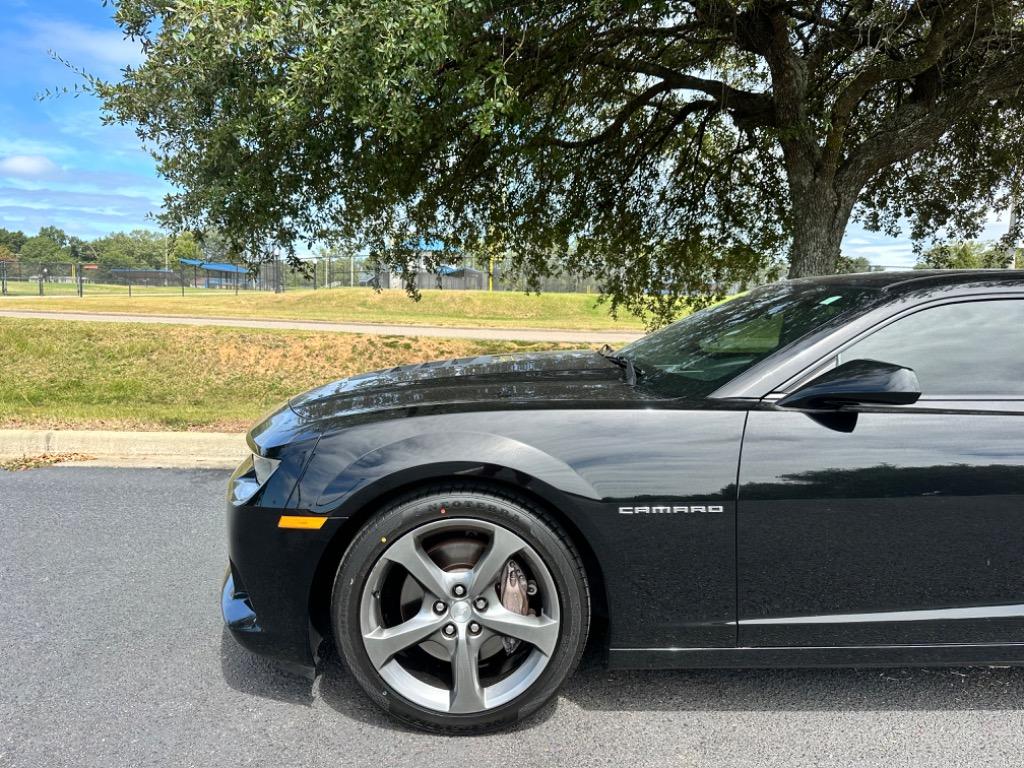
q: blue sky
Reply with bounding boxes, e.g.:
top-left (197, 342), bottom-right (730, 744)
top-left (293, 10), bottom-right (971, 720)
top-left (0, 1), bottom-right (1009, 267)
top-left (0, 0), bottom-right (167, 241)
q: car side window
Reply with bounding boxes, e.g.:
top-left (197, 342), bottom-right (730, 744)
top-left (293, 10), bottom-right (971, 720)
top-left (837, 299), bottom-right (1024, 397)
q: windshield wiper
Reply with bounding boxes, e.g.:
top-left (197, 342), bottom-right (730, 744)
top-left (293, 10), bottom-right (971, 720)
top-left (597, 344), bottom-right (641, 386)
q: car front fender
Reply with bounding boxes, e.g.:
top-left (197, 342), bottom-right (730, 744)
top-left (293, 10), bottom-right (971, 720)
top-left (299, 428), bottom-right (600, 517)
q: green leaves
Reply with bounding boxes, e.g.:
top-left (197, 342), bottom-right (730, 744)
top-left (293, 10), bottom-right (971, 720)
top-left (93, 1), bottom-right (1024, 325)
top-left (19, 235), bottom-right (69, 265)
top-left (915, 242), bottom-right (1016, 270)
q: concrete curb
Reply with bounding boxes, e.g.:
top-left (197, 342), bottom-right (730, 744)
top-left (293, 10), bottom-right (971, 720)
top-left (0, 430), bottom-right (246, 469)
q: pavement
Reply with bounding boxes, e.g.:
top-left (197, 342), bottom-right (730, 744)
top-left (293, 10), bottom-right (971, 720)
top-left (0, 309), bottom-right (644, 344)
top-left (4, 466), bottom-right (1024, 768)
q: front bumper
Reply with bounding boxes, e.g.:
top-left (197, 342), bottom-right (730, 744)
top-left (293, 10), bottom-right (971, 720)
top-left (222, 567), bottom-right (260, 639)
top-left (221, 441), bottom-right (335, 676)
top-left (222, 493), bottom-right (340, 668)
top-left (221, 565), bottom-right (321, 677)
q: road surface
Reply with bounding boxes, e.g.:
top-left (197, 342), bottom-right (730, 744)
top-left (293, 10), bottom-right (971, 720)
top-left (2, 466), bottom-right (1023, 767)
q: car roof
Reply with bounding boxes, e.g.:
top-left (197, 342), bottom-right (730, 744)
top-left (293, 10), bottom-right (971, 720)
top-left (785, 269), bottom-right (1024, 296)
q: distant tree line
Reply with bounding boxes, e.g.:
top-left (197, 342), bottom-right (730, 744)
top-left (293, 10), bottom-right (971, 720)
top-left (1, 224), bottom-right (1019, 279)
top-left (0, 226), bottom-right (241, 271)
top-left (835, 256), bottom-right (885, 274)
top-left (914, 241), bottom-right (1021, 270)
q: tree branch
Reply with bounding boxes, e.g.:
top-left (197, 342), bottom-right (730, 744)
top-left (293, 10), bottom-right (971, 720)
top-left (821, 0), bottom-right (987, 173)
top-left (602, 57), bottom-right (774, 127)
top-left (838, 54), bottom-right (1024, 192)
top-left (759, 4), bottom-right (819, 176)
top-left (549, 80), bottom-right (675, 148)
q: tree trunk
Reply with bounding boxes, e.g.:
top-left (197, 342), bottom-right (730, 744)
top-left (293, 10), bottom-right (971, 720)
top-left (787, 184), bottom-right (853, 278)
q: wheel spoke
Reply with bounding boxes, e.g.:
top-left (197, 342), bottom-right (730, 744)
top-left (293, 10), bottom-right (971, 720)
top-left (466, 525), bottom-right (526, 595)
top-left (449, 633), bottom-right (486, 713)
top-left (360, 516), bottom-right (562, 715)
top-left (383, 534), bottom-right (450, 599)
top-left (478, 605), bottom-right (560, 657)
top-left (363, 608), bottom-right (446, 670)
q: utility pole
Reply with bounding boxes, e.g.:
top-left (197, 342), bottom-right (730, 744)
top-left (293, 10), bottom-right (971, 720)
top-left (164, 235), bottom-right (172, 286)
top-left (1009, 194), bottom-right (1019, 269)
top-left (487, 183), bottom-right (506, 292)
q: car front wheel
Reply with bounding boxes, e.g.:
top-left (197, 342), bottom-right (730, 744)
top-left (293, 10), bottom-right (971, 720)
top-left (331, 485), bottom-right (590, 733)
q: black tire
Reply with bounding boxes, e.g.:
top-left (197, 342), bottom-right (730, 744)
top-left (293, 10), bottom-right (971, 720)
top-left (331, 484), bottom-right (590, 734)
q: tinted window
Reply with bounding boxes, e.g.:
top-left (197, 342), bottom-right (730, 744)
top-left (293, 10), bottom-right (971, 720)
top-left (619, 282), bottom-right (880, 398)
top-left (839, 299), bottom-right (1024, 396)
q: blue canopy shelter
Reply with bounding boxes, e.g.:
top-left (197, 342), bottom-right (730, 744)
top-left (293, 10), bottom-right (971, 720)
top-left (180, 258), bottom-right (250, 289)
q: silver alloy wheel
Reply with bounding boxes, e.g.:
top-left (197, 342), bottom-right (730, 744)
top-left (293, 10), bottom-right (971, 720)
top-left (359, 518), bottom-right (561, 714)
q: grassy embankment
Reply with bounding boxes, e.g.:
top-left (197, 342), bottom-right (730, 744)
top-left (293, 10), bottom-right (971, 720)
top-left (0, 319), bottom-right (573, 432)
top-left (0, 287), bottom-right (654, 331)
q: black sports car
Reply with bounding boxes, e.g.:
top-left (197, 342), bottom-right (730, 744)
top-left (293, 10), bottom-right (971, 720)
top-left (223, 270), bottom-right (1024, 732)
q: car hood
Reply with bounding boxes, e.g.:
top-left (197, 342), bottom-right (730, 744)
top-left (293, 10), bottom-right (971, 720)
top-left (287, 349), bottom-right (642, 424)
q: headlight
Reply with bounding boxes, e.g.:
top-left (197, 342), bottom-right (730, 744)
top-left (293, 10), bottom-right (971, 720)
top-left (253, 454), bottom-right (281, 486)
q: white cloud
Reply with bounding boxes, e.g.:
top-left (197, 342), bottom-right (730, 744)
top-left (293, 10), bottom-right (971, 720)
top-left (0, 183), bottom-right (162, 238)
top-left (0, 154), bottom-right (59, 177)
top-left (18, 16), bottom-right (144, 71)
top-left (0, 137), bottom-right (75, 159)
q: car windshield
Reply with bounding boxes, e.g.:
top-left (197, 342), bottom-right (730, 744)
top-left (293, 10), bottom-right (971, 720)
top-left (618, 282), bottom-right (881, 398)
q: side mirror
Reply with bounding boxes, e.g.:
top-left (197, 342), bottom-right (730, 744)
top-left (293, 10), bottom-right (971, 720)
top-left (778, 359), bottom-right (921, 410)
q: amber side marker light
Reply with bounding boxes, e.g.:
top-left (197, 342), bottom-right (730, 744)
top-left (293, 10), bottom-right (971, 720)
top-left (278, 516), bottom-right (328, 530)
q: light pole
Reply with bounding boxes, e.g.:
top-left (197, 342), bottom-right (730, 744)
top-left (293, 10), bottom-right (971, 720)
top-left (1009, 194), bottom-right (1019, 269)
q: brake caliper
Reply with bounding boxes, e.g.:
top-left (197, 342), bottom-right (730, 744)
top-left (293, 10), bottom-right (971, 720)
top-left (498, 559), bottom-right (533, 654)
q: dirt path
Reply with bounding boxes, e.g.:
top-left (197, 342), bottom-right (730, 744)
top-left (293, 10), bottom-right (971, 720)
top-left (0, 309), bottom-right (643, 344)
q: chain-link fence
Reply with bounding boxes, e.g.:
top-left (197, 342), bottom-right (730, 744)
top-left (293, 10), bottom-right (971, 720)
top-left (1, 255), bottom-right (605, 298)
top-left (0, 261), bottom-right (82, 296)
top-left (0, 261), bottom-right (237, 297)
top-left (257, 255), bottom-right (604, 293)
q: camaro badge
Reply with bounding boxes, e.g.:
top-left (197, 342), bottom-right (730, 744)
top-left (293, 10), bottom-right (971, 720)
top-left (618, 504), bottom-right (724, 515)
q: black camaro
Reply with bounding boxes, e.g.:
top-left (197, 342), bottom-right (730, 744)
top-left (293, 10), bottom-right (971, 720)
top-left (223, 270), bottom-right (1024, 732)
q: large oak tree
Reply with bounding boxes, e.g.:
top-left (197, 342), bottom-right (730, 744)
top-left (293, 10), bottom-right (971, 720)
top-left (98, 1), bottom-right (1024, 321)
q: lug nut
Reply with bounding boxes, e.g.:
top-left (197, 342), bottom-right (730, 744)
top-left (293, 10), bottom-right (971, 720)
top-left (452, 584), bottom-right (467, 598)
top-left (443, 623), bottom-right (457, 637)
top-left (474, 597), bottom-right (488, 611)
top-left (468, 622), bottom-right (481, 635)
top-left (432, 601), bottom-right (446, 615)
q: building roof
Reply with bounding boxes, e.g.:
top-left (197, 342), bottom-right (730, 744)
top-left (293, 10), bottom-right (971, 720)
top-left (109, 268), bottom-right (175, 273)
top-left (179, 258), bottom-right (248, 274)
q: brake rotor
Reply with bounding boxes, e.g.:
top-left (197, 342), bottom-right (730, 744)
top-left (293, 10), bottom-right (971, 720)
top-left (397, 534), bottom-right (508, 661)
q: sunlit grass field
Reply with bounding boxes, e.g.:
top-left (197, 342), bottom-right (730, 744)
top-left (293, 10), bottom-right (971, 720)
top-left (0, 287), bottom-right (659, 330)
top-left (0, 319), bottom-right (570, 431)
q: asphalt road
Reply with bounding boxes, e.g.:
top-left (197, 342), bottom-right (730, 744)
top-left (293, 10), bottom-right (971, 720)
top-left (0, 310), bottom-right (643, 345)
top-left (3, 467), bottom-right (1024, 768)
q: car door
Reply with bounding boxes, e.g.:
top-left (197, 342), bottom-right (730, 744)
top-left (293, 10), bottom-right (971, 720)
top-left (737, 296), bottom-right (1024, 647)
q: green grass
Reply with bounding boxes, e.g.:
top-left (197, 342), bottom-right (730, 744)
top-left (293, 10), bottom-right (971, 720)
top-left (0, 319), bottom-right (570, 431)
top-left (2, 280), bottom-right (219, 297)
top-left (3, 281), bottom-right (239, 297)
top-left (0, 286), bottom-right (657, 330)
